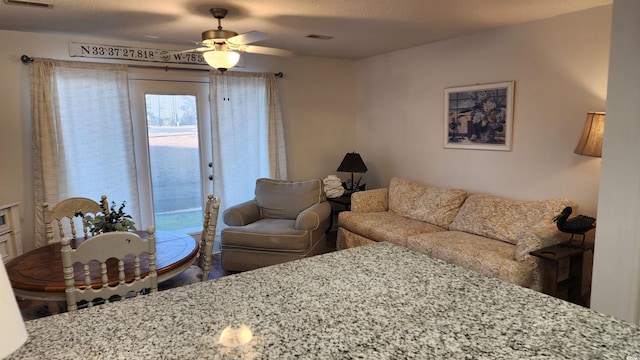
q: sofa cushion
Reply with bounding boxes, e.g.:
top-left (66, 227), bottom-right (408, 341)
top-left (337, 227), bottom-right (377, 250)
top-left (448, 194), bottom-right (575, 245)
top-left (388, 177), bottom-right (467, 228)
top-left (515, 227), bottom-right (567, 262)
top-left (255, 178), bottom-right (324, 219)
top-left (351, 188), bottom-right (389, 213)
top-left (407, 231), bottom-right (537, 288)
top-left (338, 211), bottom-right (446, 247)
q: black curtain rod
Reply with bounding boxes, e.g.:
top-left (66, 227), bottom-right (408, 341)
top-left (20, 55), bottom-right (284, 78)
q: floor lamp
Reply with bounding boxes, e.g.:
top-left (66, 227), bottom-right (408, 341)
top-left (574, 112), bottom-right (605, 157)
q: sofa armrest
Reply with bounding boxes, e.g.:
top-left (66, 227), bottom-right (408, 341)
top-left (223, 200), bottom-right (261, 226)
top-left (515, 226), bottom-right (567, 261)
top-left (296, 202), bottom-right (331, 231)
top-left (351, 188), bottom-right (389, 213)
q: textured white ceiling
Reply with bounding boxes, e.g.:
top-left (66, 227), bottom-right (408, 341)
top-left (0, 0), bottom-right (612, 59)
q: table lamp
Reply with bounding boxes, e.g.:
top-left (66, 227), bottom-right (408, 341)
top-left (337, 152), bottom-right (368, 193)
top-left (574, 112), bottom-right (605, 157)
top-left (0, 263), bottom-right (28, 359)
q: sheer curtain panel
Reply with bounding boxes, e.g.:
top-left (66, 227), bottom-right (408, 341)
top-left (209, 72), bottom-right (287, 220)
top-left (31, 59), bottom-right (140, 247)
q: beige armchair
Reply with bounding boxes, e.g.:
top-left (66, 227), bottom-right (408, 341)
top-left (221, 178), bottom-right (331, 271)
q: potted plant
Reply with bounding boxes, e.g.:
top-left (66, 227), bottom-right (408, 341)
top-left (82, 197), bottom-right (136, 235)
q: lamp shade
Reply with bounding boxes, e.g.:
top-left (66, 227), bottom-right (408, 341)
top-left (337, 152), bottom-right (367, 173)
top-left (574, 112), bottom-right (605, 157)
top-left (0, 263), bottom-right (28, 358)
top-left (203, 50), bottom-right (240, 72)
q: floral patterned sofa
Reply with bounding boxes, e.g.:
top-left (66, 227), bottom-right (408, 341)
top-left (337, 177), bottom-right (576, 291)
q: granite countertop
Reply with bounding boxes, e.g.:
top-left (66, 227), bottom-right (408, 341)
top-left (9, 242), bottom-right (640, 359)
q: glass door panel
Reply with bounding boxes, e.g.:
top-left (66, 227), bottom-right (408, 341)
top-left (146, 94), bottom-right (202, 233)
top-left (129, 78), bottom-right (212, 235)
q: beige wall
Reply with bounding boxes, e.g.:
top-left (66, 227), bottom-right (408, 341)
top-left (0, 30), bottom-right (357, 251)
top-left (355, 6), bottom-right (611, 217)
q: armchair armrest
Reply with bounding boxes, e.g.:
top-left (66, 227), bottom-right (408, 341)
top-left (515, 225), bottom-right (567, 261)
top-left (223, 200), bottom-right (261, 226)
top-left (296, 202), bottom-right (331, 231)
top-left (350, 188), bottom-right (389, 213)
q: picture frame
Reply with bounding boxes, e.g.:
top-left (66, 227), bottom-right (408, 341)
top-left (444, 81), bottom-right (514, 151)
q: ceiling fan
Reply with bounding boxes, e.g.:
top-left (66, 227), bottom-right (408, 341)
top-left (181, 8), bottom-right (295, 72)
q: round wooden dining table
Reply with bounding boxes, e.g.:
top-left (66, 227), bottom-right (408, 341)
top-left (6, 230), bottom-right (199, 301)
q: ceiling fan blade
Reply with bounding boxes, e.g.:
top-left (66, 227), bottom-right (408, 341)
top-left (227, 31), bottom-right (270, 45)
top-left (146, 35), bottom-right (200, 46)
top-left (240, 45), bottom-right (296, 57)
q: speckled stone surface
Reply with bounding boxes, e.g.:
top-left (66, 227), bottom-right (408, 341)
top-left (9, 242), bottom-right (640, 359)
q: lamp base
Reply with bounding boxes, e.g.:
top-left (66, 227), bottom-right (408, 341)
top-left (342, 182), bottom-right (366, 194)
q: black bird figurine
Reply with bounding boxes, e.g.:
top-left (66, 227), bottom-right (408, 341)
top-left (552, 206), bottom-right (596, 247)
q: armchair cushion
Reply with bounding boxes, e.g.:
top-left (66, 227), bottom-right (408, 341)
top-left (223, 200), bottom-right (261, 226)
top-left (296, 202), bottom-right (331, 231)
top-left (223, 219), bottom-right (311, 252)
top-left (255, 178), bottom-right (325, 219)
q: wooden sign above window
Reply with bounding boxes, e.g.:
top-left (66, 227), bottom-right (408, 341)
top-left (68, 42), bottom-right (209, 66)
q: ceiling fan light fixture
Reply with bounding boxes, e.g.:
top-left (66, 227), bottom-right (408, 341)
top-left (178, 8), bottom-right (291, 63)
top-left (203, 50), bottom-right (240, 73)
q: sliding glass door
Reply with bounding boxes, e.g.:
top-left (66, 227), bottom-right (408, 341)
top-left (129, 79), bottom-right (212, 235)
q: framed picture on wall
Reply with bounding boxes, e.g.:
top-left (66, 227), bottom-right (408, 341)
top-left (444, 81), bottom-right (514, 151)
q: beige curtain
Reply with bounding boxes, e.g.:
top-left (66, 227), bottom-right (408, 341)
top-left (31, 59), bottom-right (140, 247)
top-left (209, 72), bottom-right (287, 214)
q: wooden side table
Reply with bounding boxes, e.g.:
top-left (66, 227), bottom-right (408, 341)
top-left (530, 241), bottom-right (594, 307)
top-left (327, 194), bottom-right (352, 232)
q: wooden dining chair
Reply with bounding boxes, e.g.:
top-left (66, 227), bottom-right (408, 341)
top-left (61, 226), bottom-right (157, 312)
top-left (197, 194), bottom-right (220, 281)
top-left (43, 195), bottom-right (105, 245)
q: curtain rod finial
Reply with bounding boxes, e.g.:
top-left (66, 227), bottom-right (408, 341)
top-left (21, 55), bottom-right (33, 64)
